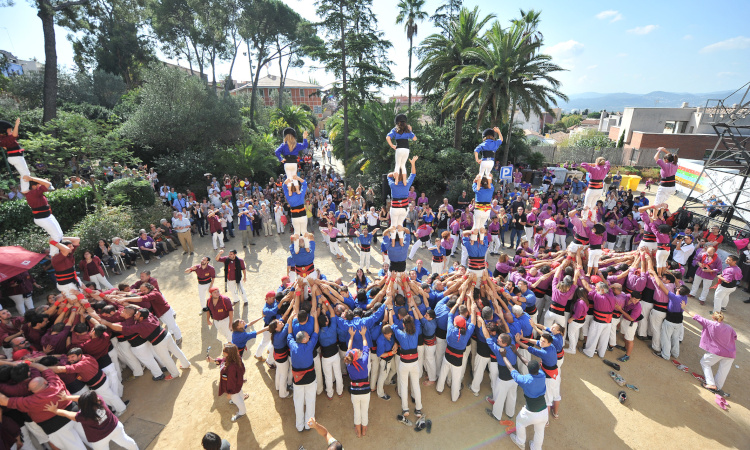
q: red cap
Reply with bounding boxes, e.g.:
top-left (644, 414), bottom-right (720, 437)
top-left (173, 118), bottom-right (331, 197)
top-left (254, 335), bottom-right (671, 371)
top-left (454, 315), bottom-right (466, 328)
top-left (266, 291), bottom-right (276, 298)
top-left (281, 276), bottom-right (290, 282)
top-left (590, 275), bottom-right (603, 284)
top-left (209, 286), bottom-right (220, 293)
top-left (416, 259), bottom-right (423, 264)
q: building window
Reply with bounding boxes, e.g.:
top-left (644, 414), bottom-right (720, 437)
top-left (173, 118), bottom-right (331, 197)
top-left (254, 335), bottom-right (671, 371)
top-left (314, 106), bottom-right (322, 114)
top-left (300, 89), bottom-right (305, 97)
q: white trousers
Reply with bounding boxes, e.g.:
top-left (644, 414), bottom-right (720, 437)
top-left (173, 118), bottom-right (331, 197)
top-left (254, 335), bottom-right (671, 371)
top-left (8, 156), bottom-right (30, 192)
top-left (450, 234), bottom-right (459, 253)
top-left (650, 310), bottom-right (667, 352)
top-left (546, 232), bottom-right (554, 249)
top-left (490, 235), bottom-right (502, 253)
top-left (159, 307), bottom-right (181, 341)
top-left (517, 348), bottom-right (530, 375)
top-left (152, 332), bottom-right (190, 377)
top-left (423, 344), bottom-right (437, 381)
top-left (609, 316), bottom-right (622, 346)
top-left (470, 354), bottom-right (490, 394)
top-left (633, 302), bottom-right (651, 337)
top-left (554, 234), bottom-right (567, 250)
top-left (292, 216), bottom-right (307, 236)
top-left (398, 360), bottom-right (422, 410)
top-left (700, 353), bottom-right (733, 390)
top-left (479, 160), bottom-right (494, 178)
top-left (543, 311), bottom-right (567, 331)
top-left (431, 261), bottom-right (443, 276)
top-left (198, 283), bottom-right (210, 309)
top-left (408, 239), bottom-right (428, 259)
top-left (565, 321), bottom-right (584, 353)
top-left (515, 406), bottom-right (548, 450)
top-left (322, 353), bottom-right (344, 397)
top-left (94, 379), bottom-right (128, 415)
top-left (255, 330), bottom-right (273, 359)
top-left (116, 340), bottom-right (144, 377)
top-left (48, 420), bottom-right (88, 450)
top-left (435, 338), bottom-right (447, 375)
top-left (588, 248), bottom-right (603, 269)
top-left (229, 390), bottom-right (247, 416)
top-left (544, 373), bottom-right (562, 406)
top-left (583, 321), bottom-right (611, 358)
top-left (8, 294), bottom-right (34, 315)
top-left (212, 231), bottom-right (225, 249)
top-left (213, 317), bottom-right (233, 343)
top-left (351, 393), bottom-right (370, 426)
top-left (336, 222), bottom-right (347, 238)
top-left (102, 362), bottom-right (123, 397)
top-left (87, 273), bottom-right (113, 291)
top-left (655, 249), bottom-right (669, 269)
top-left (329, 241), bottom-right (343, 257)
top-left (275, 359), bottom-right (291, 398)
top-left (394, 147), bottom-right (409, 175)
top-left (492, 377), bottom-right (518, 419)
top-left (284, 163), bottom-right (298, 185)
top-left (654, 186), bottom-right (676, 205)
top-left (375, 357), bottom-right (396, 397)
top-left (390, 207), bottom-right (407, 229)
top-left (583, 187), bottom-right (603, 210)
top-left (130, 343), bottom-right (162, 378)
top-left (689, 276), bottom-right (713, 303)
top-left (473, 209), bottom-right (491, 231)
top-left (615, 234), bottom-right (631, 251)
top-left (524, 226), bottom-right (534, 243)
top-left (34, 215), bottom-right (64, 256)
top-left (713, 285), bottom-right (735, 313)
top-left (360, 251), bottom-right (371, 271)
top-left (436, 358), bottom-right (462, 402)
top-left (659, 320), bottom-right (682, 359)
top-left (228, 280), bottom-right (247, 304)
top-left (293, 381), bottom-right (317, 432)
top-left (275, 217), bottom-right (285, 233)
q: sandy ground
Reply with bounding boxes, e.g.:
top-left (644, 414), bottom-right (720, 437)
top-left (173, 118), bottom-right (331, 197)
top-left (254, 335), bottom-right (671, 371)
top-left (99, 170), bottom-right (750, 450)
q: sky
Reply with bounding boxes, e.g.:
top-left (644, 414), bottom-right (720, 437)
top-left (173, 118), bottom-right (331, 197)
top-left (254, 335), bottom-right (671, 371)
top-left (2, 0), bottom-right (749, 98)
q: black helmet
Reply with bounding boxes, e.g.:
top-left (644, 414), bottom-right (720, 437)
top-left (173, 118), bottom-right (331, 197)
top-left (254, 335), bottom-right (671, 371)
top-left (283, 127), bottom-right (296, 138)
top-left (0, 120), bottom-right (13, 133)
top-left (395, 114), bottom-right (407, 124)
top-left (482, 128), bottom-right (495, 138)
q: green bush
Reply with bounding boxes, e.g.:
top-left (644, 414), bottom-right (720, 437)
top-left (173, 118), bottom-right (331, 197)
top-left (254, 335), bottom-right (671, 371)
top-left (68, 206), bottom-right (136, 256)
top-left (131, 204), bottom-right (174, 232)
top-left (0, 186), bottom-right (95, 233)
top-left (104, 178), bottom-right (155, 208)
top-left (0, 228), bottom-right (50, 254)
top-left (526, 152), bottom-right (547, 169)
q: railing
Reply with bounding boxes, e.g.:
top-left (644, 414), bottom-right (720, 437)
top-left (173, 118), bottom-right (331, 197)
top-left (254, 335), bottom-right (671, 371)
top-left (528, 146), bottom-right (673, 167)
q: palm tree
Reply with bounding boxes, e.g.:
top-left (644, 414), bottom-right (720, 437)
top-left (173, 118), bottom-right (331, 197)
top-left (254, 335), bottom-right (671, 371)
top-left (443, 18), bottom-right (567, 164)
top-left (270, 105), bottom-right (315, 135)
top-left (415, 6), bottom-right (494, 150)
top-left (396, 0), bottom-right (428, 114)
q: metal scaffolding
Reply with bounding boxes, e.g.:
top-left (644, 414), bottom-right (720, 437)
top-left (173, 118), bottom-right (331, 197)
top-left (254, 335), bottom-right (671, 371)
top-left (679, 81), bottom-right (750, 237)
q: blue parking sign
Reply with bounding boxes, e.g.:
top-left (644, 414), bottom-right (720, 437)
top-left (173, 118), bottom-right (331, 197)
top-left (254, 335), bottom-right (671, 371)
top-left (500, 165), bottom-right (513, 180)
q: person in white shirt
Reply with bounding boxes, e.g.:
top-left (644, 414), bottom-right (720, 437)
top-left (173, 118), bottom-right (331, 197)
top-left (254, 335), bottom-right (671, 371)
top-left (671, 235), bottom-right (695, 267)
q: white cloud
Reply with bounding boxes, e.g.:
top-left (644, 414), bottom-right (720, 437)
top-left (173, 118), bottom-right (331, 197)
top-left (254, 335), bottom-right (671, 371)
top-left (683, 35), bottom-right (693, 40)
top-left (596, 10), bottom-right (623, 22)
top-left (586, 64), bottom-right (598, 70)
top-left (616, 53), bottom-right (628, 58)
top-left (700, 36), bottom-right (750, 53)
top-left (717, 71), bottom-right (738, 78)
top-left (627, 25), bottom-right (658, 35)
top-left (546, 40), bottom-right (585, 58)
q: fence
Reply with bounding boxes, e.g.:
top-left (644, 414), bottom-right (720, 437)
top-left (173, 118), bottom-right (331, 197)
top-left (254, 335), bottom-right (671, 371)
top-left (528, 146), bottom-right (676, 168)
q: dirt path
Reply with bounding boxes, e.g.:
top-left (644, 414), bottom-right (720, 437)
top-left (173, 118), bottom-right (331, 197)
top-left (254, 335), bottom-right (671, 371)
top-left (105, 185), bottom-right (750, 450)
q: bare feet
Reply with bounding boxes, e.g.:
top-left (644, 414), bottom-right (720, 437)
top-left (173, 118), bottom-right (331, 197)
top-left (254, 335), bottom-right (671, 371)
top-left (362, 425), bottom-right (367, 436)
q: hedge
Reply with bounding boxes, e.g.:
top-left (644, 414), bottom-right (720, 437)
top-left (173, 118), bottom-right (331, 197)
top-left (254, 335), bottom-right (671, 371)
top-left (104, 178), bottom-right (155, 208)
top-left (0, 186), bottom-right (95, 232)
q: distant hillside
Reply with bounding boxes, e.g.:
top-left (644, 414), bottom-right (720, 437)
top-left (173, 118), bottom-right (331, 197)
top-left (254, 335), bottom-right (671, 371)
top-left (561, 90), bottom-right (736, 113)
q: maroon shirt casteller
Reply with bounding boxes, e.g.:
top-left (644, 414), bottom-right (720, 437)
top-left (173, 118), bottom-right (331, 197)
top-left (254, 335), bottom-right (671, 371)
top-left (0, 317), bottom-right (24, 344)
top-left (131, 277), bottom-right (160, 292)
top-left (137, 291), bottom-right (171, 318)
top-left (207, 295), bottom-right (233, 321)
top-left (75, 394), bottom-right (119, 443)
top-left (217, 256), bottom-right (245, 281)
top-left (41, 325), bottom-right (72, 354)
top-left (217, 358), bottom-right (245, 396)
top-left (6, 369), bottom-right (74, 423)
top-left (192, 264), bottom-right (216, 284)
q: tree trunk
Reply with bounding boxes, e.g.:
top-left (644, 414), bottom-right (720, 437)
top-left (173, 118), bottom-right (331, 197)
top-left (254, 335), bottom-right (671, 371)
top-left (225, 39), bottom-right (240, 97)
top-left (501, 101), bottom-right (515, 166)
top-left (277, 41), bottom-right (284, 108)
top-left (453, 110), bottom-right (464, 151)
top-left (39, 1), bottom-right (57, 124)
top-left (340, 2), bottom-right (350, 170)
top-left (408, 34), bottom-right (412, 115)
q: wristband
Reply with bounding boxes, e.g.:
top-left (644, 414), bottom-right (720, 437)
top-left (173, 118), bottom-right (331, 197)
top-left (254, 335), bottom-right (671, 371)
top-left (295, 291), bottom-right (302, 296)
top-left (83, 288), bottom-right (93, 294)
top-left (85, 315), bottom-right (92, 322)
top-left (63, 307), bottom-right (69, 312)
top-left (24, 360), bottom-right (31, 365)
top-left (83, 302), bottom-right (91, 309)
top-left (49, 240), bottom-right (58, 246)
top-left (54, 301), bottom-right (60, 306)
